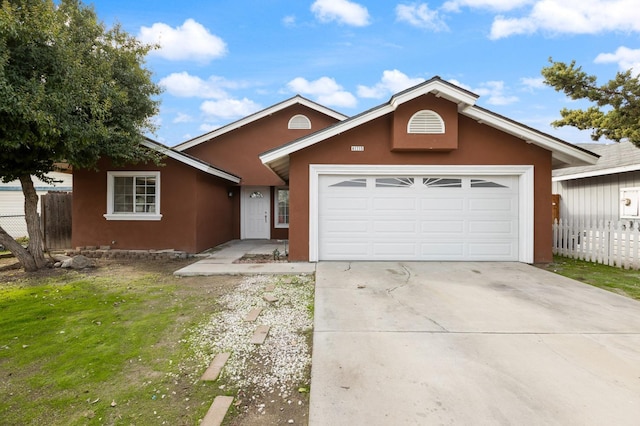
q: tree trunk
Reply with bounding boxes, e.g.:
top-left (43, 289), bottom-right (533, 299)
top-left (20, 175), bottom-right (48, 270)
top-left (0, 226), bottom-right (38, 271)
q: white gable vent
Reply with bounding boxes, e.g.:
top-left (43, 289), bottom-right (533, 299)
top-left (288, 114), bottom-right (311, 130)
top-left (407, 110), bottom-right (445, 134)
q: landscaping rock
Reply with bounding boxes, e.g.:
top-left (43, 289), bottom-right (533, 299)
top-left (61, 255), bottom-right (95, 269)
top-left (51, 254), bottom-right (72, 262)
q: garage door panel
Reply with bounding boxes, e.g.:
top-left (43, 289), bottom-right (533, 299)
top-left (468, 220), bottom-right (515, 234)
top-left (374, 220), bottom-right (416, 233)
top-left (319, 175), bottom-right (519, 261)
top-left (468, 197), bottom-right (514, 212)
top-left (372, 243), bottom-right (417, 256)
top-left (468, 242), bottom-right (517, 257)
top-left (323, 197), bottom-right (369, 211)
top-left (421, 220), bottom-right (465, 233)
top-left (420, 198), bottom-right (465, 211)
top-left (324, 220), bottom-right (369, 233)
top-left (420, 243), bottom-right (465, 257)
top-left (373, 197), bottom-right (416, 211)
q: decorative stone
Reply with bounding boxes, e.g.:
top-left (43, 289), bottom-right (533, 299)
top-left (61, 255), bottom-right (95, 269)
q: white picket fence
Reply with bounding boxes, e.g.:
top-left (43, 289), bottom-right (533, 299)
top-left (552, 219), bottom-right (640, 269)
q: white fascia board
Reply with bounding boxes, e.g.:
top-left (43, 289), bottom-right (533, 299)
top-left (553, 164), bottom-right (640, 182)
top-left (390, 80), bottom-right (478, 110)
top-left (174, 96), bottom-right (348, 152)
top-left (141, 140), bottom-right (240, 183)
top-left (462, 107), bottom-right (599, 166)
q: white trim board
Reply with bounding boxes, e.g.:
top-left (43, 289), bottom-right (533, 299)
top-left (308, 164), bottom-right (534, 263)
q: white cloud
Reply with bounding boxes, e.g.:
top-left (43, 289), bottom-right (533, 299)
top-left (287, 76), bottom-right (357, 108)
top-left (449, 79), bottom-right (518, 105)
top-left (489, 1), bottom-right (640, 40)
top-left (159, 72), bottom-right (239, 99)
top-left (283, 15), bottom-right (296, 26)
top-left (200, 98), bottom-right (262, 120)
top-left (357, 70), bottom-right (425, 98)
top-left (138, 19), bottom-right (227, 62)
top-left (442, 0), bottom-right (532, 12)
top-left (173, 113), bottom-right (193, 123)
top-left (595, 46), bottom-right (640, 74)
top-left (520, 76), bottom-right (546, 91)
top-left (159, 72), bottom-right (250, 100)
top-left (198, 124), bottom-right (221, 133)
top-left (311, 0), bottom-right (371, 26)
top-left (395, 3), bottom-right (449, 31)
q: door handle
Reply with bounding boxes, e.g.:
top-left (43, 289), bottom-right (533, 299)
top-left (265, 212), bottom-right (267, 223)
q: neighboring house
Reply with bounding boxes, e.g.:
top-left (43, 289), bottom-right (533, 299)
top-left (552, 141), bottom-right (640, 225)
top-left (0, 171), bottom-right (73, 239)
top-left (73, 77), bottom-right (597, 263)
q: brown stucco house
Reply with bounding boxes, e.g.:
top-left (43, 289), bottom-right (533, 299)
top-left (73, 77), bottom-right (598, 263)
top-left (72, 96), bottom-right (346, 253)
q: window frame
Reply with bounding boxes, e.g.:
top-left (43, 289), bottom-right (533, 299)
top-left (274, 187), bottom-right (290, 228)
top-left (104, 171), bottom-right (162, 221)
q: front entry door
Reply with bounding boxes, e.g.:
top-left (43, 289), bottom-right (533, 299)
top-left (241, 186), bottom-right (271, 239)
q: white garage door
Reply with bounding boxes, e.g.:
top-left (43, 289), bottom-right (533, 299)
top-left (318, 175), bottom-right (519, 261)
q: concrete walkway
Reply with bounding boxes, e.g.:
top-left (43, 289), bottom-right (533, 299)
top-left (173, 240), bottom-right (316, 276)
top-left (310, 261), bottom-right (640, 425)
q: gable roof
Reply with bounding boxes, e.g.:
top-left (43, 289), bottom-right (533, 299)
top-left (142, 138), bottom-right (240, 184)
top-left (259, 77), bottom-right (599, 181)
top-left (553, 141), bottom-right (640, 181)
top-left (173, 95), bottom-right (348, 152)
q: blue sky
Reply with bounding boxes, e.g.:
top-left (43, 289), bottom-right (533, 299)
top-left (89, 0), bottom-right (640, 146)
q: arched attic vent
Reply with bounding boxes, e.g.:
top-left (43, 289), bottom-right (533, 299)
top-left (407, 110), bottom-right (445, 134)
top-left (288, 114), bottom-right (311, 129)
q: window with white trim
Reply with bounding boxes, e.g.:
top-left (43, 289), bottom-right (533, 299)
top-left (104, 171), bottom-right (162, 221)
top-left (407, 110), bottom-right (445, 134)
top-left (275, 187), bottom-right (289, 228)
top-left (288, 114), bottom-right (311, 129)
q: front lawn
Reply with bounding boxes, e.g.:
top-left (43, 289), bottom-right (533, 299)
top-left (541, 255), bottom-right (640, 300)
top-left (0, 260), bottom-right (238, 425)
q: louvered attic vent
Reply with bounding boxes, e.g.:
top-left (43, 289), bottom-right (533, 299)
top-left (288, 114), bottom-right (311, 129)
top-left (407, 110), bottom-right (445, 134)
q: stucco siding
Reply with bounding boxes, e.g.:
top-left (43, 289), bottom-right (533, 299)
top-left (72, 158), bottom-right (233, 253)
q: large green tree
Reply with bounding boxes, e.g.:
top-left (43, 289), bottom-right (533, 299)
top-left (542, 59), bottom-right (640, 144)
top-left (0, 0), bottom-right (161, 271)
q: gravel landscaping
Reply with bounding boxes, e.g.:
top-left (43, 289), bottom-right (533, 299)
top-left (186, 274), bottom-right (315, 424)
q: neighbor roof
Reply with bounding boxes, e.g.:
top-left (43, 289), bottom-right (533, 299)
top-left (260, 77), bottom-right (599, 181)
top-left (173, 95), bottom-right (348, 152)
top-left (142, 138), bottom-right (240, 184)
top-left (553, 141), bottom-right (640, 181)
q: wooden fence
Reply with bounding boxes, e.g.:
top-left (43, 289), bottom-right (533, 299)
top-left (41, 192), bottom-right (72, 250)
top-left (552, 219), bottom-right (640, 269)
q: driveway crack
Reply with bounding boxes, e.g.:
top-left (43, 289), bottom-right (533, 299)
top-left (386, 264), bottom-right (448, 332)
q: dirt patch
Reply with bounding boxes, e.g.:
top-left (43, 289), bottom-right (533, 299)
top-left (233, 253), bottom-right (289, 264)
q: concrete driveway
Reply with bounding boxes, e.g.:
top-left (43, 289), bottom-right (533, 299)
top-left (310, 262), bottom-right (640, 425)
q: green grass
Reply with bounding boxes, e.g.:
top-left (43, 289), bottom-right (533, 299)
top-left (543, 255), bottom-right (640, 300)
top-left (0, 266), bottom-right (224, 425)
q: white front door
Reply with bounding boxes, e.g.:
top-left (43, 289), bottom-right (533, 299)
top-left (241, 186), bottom-right (271, 239)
